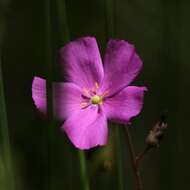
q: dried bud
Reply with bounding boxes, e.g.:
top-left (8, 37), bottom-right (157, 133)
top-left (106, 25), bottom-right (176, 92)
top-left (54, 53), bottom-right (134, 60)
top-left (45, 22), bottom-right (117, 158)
top-left (145, 112), bottom-right (168, 148)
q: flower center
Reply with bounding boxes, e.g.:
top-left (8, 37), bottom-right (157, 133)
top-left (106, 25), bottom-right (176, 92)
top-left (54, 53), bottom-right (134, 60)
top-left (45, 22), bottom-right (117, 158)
top-left (91, 95), bottom-right (102, 105)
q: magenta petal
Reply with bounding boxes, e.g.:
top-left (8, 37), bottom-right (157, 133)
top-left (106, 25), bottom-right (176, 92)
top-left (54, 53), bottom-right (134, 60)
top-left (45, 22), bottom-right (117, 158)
top-left (100, 39), bottom-right (143, 95)
top-left (32, 77), bottom-right (47, 114)
top-left (60, 37), bottom-right (104, 89)
top-left (103, 86), bottom-right (147, 124)
top-left (32, 78), bottom-right (82, 119)
top-left (62, 106), bottom-right (108, 150)
top-left (53, 82), bottom-right (82, 120)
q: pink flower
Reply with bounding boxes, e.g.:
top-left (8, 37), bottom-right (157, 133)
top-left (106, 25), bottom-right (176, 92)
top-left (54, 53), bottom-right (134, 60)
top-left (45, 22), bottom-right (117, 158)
top-left (32, 37), bottom-right (147, 150)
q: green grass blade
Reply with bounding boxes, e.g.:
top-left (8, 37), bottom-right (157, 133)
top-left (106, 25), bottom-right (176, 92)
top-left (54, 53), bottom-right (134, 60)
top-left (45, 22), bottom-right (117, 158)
top-left (0, 56), bottom-right (15, 190)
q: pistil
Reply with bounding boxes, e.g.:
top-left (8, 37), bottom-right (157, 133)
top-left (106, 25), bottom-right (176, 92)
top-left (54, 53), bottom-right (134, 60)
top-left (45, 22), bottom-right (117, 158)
top-left (91, 95), bottom-right (102, 105)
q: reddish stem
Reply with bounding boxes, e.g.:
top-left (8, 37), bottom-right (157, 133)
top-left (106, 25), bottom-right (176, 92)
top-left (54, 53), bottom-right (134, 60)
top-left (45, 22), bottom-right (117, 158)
top-left (125, 126), bottom-right (143, 190)
top-left (135, 146), bottom-right (150, 168)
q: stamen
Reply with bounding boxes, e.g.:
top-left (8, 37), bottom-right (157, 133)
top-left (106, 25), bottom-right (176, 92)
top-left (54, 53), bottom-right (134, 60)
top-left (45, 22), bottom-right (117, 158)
top-left (81, 85), bottom-right (108, 107)
top-left (80, 102), bottom-right (90, 109)
top-left (82, 88), bottom-right (91, 97)
top-left (90, 88), bottom-right (96, 95)
top-left (95, 82), bottom-right (100, 89)
top-left (101, 90), bottom-right (109, 98)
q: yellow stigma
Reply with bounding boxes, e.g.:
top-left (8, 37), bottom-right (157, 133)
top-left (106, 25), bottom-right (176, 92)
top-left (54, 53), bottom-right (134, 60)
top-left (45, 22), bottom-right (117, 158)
top-left (91, 95), bottom-right (102, 104)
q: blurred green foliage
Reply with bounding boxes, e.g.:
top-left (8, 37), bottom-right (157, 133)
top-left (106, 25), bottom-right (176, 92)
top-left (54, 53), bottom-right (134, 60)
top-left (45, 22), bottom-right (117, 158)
top-left (0, 0), bottom-right (190, 190)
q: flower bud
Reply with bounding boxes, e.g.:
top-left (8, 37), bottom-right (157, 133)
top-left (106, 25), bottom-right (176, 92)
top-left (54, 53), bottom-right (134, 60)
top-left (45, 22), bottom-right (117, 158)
top-left (145, 113), bottom-right (168, 148)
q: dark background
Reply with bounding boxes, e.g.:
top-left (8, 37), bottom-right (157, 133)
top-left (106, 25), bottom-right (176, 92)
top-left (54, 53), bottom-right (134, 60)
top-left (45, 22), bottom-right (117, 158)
top-left (0, 0), bottom-right (190, 189)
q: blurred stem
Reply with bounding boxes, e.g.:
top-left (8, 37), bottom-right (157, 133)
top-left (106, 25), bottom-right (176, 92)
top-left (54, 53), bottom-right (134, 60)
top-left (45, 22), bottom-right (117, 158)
top-left (45, 0), bottom-right (54, 189)
top-left (55, 0), bottom-right (70, 45)
top-left (0, 56), bottom-right (15, 190)
top-left (115, 127), bottom-right (124, 190)
top-left (105, 0), bottom-right (125, 188)
top-left (54, 1), bottom-right (90, 190)
top-left (125, 126), bottom-right (143, 190)
top-left (105, 0), bottom-right (115, 38)
top-left (78, 151), bottom-right (90, 190)
top-left (45, 0), bottom-right (53, 119)
top-left (45, 0), bottom-right (53, 85)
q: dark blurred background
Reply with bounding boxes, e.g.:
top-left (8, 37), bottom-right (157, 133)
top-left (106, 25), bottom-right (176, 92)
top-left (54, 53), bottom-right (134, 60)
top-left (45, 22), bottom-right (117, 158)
top-left (0, 0), bottom-right (190, 189)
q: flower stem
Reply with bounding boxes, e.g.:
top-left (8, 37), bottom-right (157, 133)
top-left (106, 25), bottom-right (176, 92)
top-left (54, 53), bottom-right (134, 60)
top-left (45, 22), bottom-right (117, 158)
top-left (0, 56), bottom-right (15, 190)
top-left (78, 150), bottom-right (90, 190)
top-left (54, 1), bottom-right (90, 190)
top-left (125, 126), bottom-right (143, 190)
top-left (115, 127), bottom-right (125, 190)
